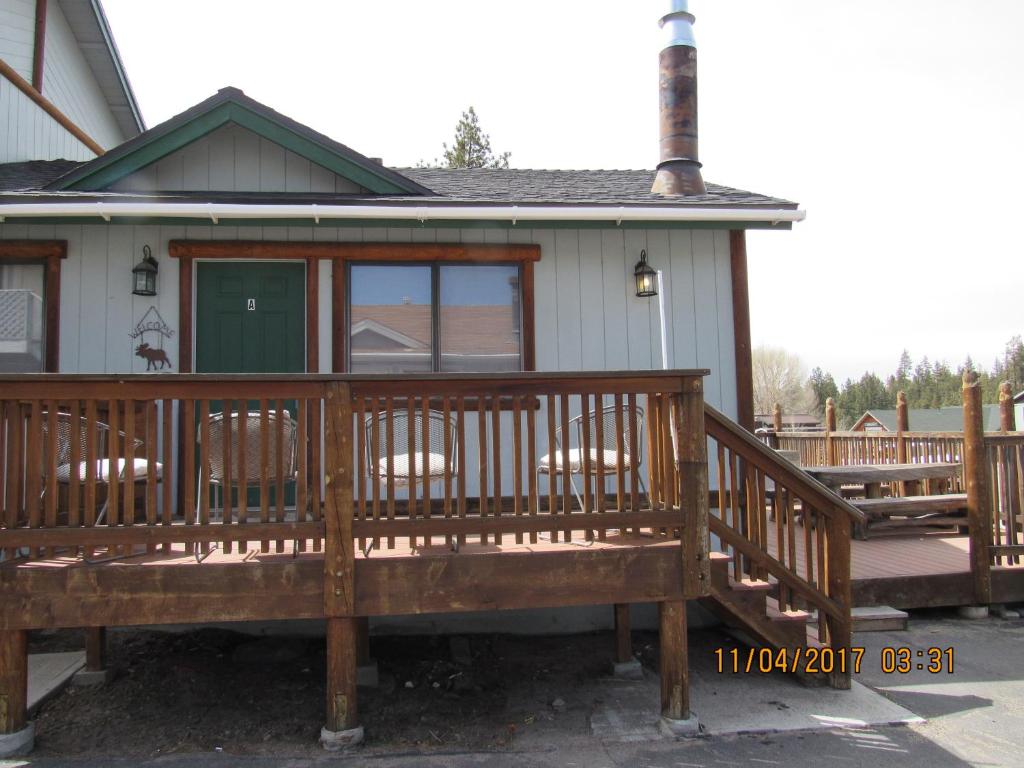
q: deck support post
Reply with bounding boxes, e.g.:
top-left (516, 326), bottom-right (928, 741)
top-left (825, 513), bottom-right (853, 689)
top-left (658, 600), bottom-right (698, 736)
top-left (321, 617), bottom-right (363, 750)
top-left (611, 603), bottom-right (642, 679)
top-left (962, 371), bottom-right (992, 606)
top-left (0, 630), bottom-right (33, 757)
top-left (355, 617), bottom-right (378, 688)
top-left (74, 626), bottom-right (113, 686)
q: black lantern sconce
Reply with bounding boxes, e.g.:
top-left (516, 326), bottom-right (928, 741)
top-left (633, 249), bottom-right (657, 297)
top-left (132, 245), bottom-right (158, 296)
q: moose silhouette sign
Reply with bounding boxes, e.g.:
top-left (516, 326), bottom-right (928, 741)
top-left (130, 306), bottom-right (175, 371)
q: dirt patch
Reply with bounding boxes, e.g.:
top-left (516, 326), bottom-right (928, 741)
top-left (30, 626), bottom-right (671, 758)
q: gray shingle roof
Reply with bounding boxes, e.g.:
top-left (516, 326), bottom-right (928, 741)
top-left (862, 406), bottom-right (1003, 432)
top-left (0, 160), bottom-right (83, 191)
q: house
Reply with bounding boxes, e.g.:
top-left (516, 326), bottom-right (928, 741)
top-left (1, 3), bottom-right (876, 755)
top-left (852, 405), bottom-right (1003, 432)
top-left (753, 412), bottom-right (822, 432)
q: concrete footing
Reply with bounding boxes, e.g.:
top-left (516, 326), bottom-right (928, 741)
top-left (611, 659), bottom-right (644, 680)
top-left (0, 723), bottom-right (35, 758)
top-left (659, 714), bottom-right (701, 738)
top-left (320, 725), bottom-right (364, 751)
top-left (357, 661), bottom-right (379, 688)
top-left (73, 667), bottom-right (114, 687)
top-left (958, 605), bottom-right (989, 620)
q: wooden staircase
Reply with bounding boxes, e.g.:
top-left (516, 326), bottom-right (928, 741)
top-left (701, 405), bottom-right (867, 689)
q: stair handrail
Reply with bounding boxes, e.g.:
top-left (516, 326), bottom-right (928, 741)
top-left (704, 404), bottom-right (866, 525)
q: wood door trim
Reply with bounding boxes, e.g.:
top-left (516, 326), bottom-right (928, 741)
top-left (0, 239), bottom-right (65, 372)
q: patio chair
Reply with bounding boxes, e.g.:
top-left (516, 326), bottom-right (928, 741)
top-left (365, 408), bottom-right (458, 490)
top-left (196, 409), bottom-right (299, 523)
top-left (41, 411), bottom-right (162, 527)
top-left (538, 402), bottom-right (646, 512)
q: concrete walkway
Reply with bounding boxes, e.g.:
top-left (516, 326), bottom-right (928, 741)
top-left (28, 652), bottom-right (84, 715)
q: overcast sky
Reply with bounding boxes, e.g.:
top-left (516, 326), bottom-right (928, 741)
top-left (102, 0), bottom-right (1022, 383)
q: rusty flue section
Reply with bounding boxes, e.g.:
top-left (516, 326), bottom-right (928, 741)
top-left (651, 1), bottom-right (706, 196)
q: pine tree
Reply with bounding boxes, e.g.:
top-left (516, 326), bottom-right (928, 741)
top-left (441, 107), bottom-right (510, 169)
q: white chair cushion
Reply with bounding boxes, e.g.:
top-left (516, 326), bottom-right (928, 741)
top-left (375, 452), bottom-right (449, 481)
top-left (538, 449), bottom-right (632, 473)
top-left (55, 459), bottom-right (163, 483)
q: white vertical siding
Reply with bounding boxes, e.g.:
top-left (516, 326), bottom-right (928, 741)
top-left (0, 0), bottom-right (35, 80)
top-left (39, 0), bottom-right (124, 150)
top-left (110, 124), bottom-right (370, 193)
top-left (0, 224), bottom-right (738, 417)
top-left (0, 73), bottom-right (97, 162)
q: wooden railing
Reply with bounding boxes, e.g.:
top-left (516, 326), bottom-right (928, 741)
top-left (706, 405), bottom-right (863, 687)
top-left (0, 372), bottom-right (708, 581)
top-left (985, 433), bottom-right (1024, 567)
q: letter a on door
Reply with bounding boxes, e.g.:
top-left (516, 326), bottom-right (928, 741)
top-left (247, 298), bottom-right (256, 311)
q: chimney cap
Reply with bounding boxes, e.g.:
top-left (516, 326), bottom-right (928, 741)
top-left (659, 1), bottom-right (696, 49)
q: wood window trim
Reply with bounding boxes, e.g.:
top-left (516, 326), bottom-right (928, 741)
top-left (167, 240), bottom-right (538, 375)
top-left (168, 241), bottom-right (540, 263)
top-left (0, 240), bottom-right (65, 373)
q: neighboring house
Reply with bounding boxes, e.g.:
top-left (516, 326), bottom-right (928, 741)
top-left (852, 405), bottom-right (1003, 432)
top-left (753, 413), bottom-right (822, 432)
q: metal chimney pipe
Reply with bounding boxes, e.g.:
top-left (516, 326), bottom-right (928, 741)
top-left (651, 0), bottom-right (707, 196)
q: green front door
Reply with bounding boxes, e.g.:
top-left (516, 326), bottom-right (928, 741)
top-left (195, 261), bottom-right (306, 374)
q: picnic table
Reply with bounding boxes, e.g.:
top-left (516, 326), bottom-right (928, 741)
top-left (803, 463), bottom-right (965, 539)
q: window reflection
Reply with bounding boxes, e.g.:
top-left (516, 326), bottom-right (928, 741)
top-left (440, 265), bottom-right (520, 373)
top-left (349, 265), bottom-right (432, 374)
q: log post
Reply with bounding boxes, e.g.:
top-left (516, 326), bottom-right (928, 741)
top-left (614, 604), bottom-right (633, 664)
top-left (0, 630), bottom-right (32, 757)
top-left (825, 397), bottom-right (837, 466)
top-left (771, 403), bottom-right (783, 449)
top-left (323, 617), bottom-right (361, 748)
top-left (962, 371), bottom-right (992, 606)
top-left (320, 383), bottom-right (362, 749)
top-left (674, 378), bottom-right (710, 598)
top-left (896, 392), bottom-right (909, 495)
top-left (658, 600), bottom-right (698, 734)
top-left (999, 381), bottom-right (1016, 432)
top-left (72, 627), bottom-right (114, 686)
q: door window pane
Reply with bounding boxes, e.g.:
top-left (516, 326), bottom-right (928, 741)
top-left (350, 265), bottom-right (433, 373)
top-left (440, 265), bottom-right (520, 372)
top-left (0, 263), bottom-right (45, 373)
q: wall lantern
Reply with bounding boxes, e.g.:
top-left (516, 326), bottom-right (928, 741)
top-left (132, 245), bottom-right (158, 296)
top-left (634, 249), bottom-right (657, 297)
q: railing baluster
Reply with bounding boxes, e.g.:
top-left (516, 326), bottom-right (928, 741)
top-left (107, 399), bottom-right (120, 557)
top-left (526, 397), bottom-right (538, 544)
top-left (595, 393), bottom-right (606, 537)
top-left (124, 400), bottom-right (136, 536)
top-left (44, 401), bottom-right (58, 557)
top-left (546, 394), bottom-right (556, 538)
top-left (421, 395), bottom-right (431, 547)
top-left (237, 399), bottom-right (248, 553)
top-left (3, 402), bottom-right (22, 560)
top-left (478, 395), bottom-right (488, 545)
top-left (311, 396), bottom-right (322, 552)
top-left (491, 394), bottom-right (501, 542)
top-left (628, 394), bottom-right (640, 526)
top-left (198, 400), bottom-right (211, 555)
top-left (385, 396), bottom-right (395, 549)
top-left (512, 395), bottom-right (523, 545)
top-left (614, 394), bottom-right (625, 515)
top-left (259, 399), bottom-right (270, 554)
top-left (221, 399), bottom-right (233, 552)
top-left (456, 396), bottom-right (466, 548)
top-left (68, 400), bottom-right (81, 535)
top-left (559, 393), bottom-right (571, 540)
top-left (581, 393), bottom-right (593, 529)
top-left (370, 396), bottom-right (381, 550)
top-left (25, 402), bottom-right (41, 558)
top-left (297, 398), bottom-right (308, 553)
top-left (146, 400), bottom-right (158, 552)
top-left (728, 450), bottom-right (740, 580)
top-left (354, 396), bottom-right (366, 554)
top-left (161, 399), bottom-right (173, 553)
top-left (274, 399), bottom-right (285, 552)
top-left (443, 396), bottom-right (453, 548)
top-left (407, 396), bottom-right (417, 548)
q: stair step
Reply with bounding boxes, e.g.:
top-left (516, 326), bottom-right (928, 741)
top-left (807, 605), bottom-right (909, 633)
top-left (766, 597), bottom-right (810, 624)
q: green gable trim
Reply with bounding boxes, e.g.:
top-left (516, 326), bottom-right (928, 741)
top-left (55, 103), bottom-right (413, 195)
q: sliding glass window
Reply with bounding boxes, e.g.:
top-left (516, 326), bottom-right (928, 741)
top-left (348, 263), bottom-right (522, 374)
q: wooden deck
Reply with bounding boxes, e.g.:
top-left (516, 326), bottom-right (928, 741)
top-left (766, 525), bottom-right (1024, 609)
